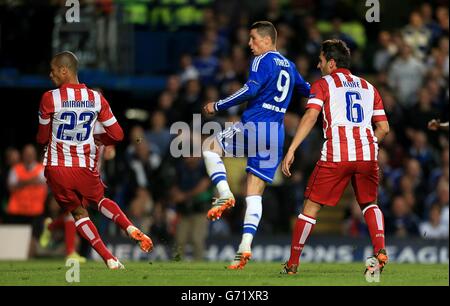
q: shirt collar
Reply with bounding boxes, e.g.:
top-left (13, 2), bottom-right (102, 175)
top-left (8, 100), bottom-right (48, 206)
top-left (257, 50), bottom-right (279, 57)
top-left (331, 68), bottom-right (352, 75)
top-left (60, 83), bottom-right (87, 89)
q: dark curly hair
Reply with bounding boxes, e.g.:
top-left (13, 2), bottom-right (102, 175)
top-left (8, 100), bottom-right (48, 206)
top-left (321, 39), bottom-right (351, 69)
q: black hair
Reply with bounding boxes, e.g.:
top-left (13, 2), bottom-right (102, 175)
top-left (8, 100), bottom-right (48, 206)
top-left (320, 39), bottom-right (351, 69)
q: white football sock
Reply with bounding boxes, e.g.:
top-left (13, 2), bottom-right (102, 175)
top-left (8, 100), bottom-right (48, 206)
top-left (238, 195), bottom-right (262, 252)
top-left (203, 150), bottom-right (232, 197)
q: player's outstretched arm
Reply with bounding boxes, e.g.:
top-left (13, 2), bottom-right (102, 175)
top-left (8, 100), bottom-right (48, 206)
top-left (282, 108), bottom-right (320, 177)
top-left (208, 53), bottom-right (276, 115)
top-left (203, 82), bottom-right (260, 115)
top-left (94, 122), bottom-right (124, 146)
top-left (96, 95), bottom-right (124, 145)
top-left (213, 82), bottom-right (260, 113)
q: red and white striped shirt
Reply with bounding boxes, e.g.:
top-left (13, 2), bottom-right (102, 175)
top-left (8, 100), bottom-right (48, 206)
top-left (305, 69), bottom-right (388, 162)
top-left (37, 83), bottom-right (123, 170)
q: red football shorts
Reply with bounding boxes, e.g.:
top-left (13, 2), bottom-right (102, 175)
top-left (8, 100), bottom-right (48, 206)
top-left (304, 160), bottom-right (379, 207)
top-left (44, 166), bottom-right (105, 212)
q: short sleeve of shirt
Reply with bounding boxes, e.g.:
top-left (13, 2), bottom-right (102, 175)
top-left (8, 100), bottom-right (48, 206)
top-left (372, 87), bottom-right (388, 122)
top-left (38, 91), bottom-right (54, 124)
top-left (98, 94), bottom-right (117, 127)
top-left (305, 79), bottom-right (328, 111)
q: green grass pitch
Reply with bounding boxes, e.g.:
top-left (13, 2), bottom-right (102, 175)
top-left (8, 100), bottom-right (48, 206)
top-left (0, 260), bottom-right (447, 286)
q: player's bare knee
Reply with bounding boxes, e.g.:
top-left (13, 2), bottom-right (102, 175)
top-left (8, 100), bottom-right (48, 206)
top-left (246, 173), bottom-right (266, 196)
top-left (302, 200), bottom-right (322, 218)
top-left (202, 137), bottom-right (222, 156)
top-left (71, 206), bottom-right (89, 221)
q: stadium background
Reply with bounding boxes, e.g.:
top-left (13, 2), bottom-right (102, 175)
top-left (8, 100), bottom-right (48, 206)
top-left (0, 0), bottom-right (448, 265)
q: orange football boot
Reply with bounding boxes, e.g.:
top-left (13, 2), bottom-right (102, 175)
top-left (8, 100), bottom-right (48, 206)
top-left (207, 196), bottom-right (235, 221)
top-left (365, 248), bottom-right (388, 275)
top-left (376, 249), bottom-right (389, 271)
top-left (129, 228), bottom-right (153, 253)
top-left (227, 251), bottom-right (252, 270)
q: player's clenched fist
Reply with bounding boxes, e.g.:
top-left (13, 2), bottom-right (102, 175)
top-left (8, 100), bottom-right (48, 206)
top-left (203, 102), bottom-right (216, 115)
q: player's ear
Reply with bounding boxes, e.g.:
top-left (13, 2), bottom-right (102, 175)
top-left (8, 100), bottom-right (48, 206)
top-left (328, 59), bottom-right (336, 70)
top-left (60, 66), bottom-right (68, 76)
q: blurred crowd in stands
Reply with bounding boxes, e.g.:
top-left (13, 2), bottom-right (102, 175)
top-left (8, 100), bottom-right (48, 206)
top-left (0, 0), bottom-right (448, 259)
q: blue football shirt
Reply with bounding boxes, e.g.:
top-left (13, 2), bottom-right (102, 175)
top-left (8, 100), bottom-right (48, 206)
top-left (215, 51), bottom-right (311, 124)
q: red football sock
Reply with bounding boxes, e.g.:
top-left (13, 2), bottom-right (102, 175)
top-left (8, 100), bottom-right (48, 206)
top-left (64, 214), bottom-right (76, 255)
top-left (97, 198), bottom-right (133, 232)
top-left (75, 217), bottom-right (114, 262)
top-left (48, 215), bottom-right (65, 231)
top-left (362, 204), bottom-right (385, 254)
top-left (288, 214), bottom-right (316, 267)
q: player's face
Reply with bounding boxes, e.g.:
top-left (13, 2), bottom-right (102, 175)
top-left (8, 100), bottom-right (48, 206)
top-left (317, 52), bottom-right (333, 76)
top-left (248, 29), bottom-right (266, 56)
